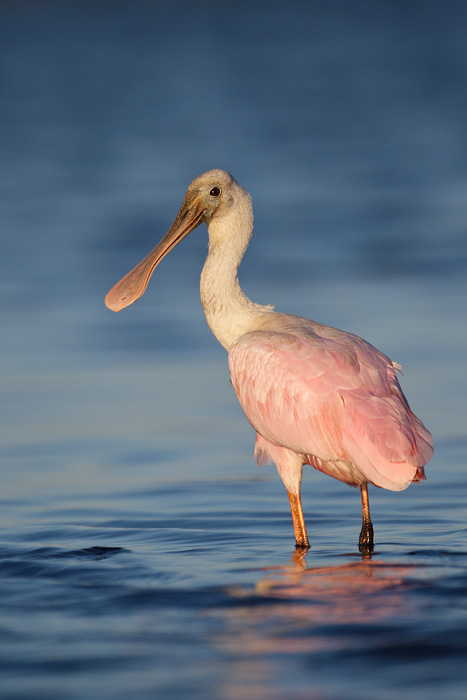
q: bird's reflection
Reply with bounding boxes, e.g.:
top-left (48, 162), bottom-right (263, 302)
top-left (226, 550), bottom-right (415, 631)
top-left (212, 551), bottom-right (418, 699)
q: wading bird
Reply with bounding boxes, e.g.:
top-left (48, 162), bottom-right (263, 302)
top-left (105, 169), bottom-right (433, 551)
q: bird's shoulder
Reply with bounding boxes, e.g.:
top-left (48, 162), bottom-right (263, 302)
top-left (229, 313), bottom-right (398, 394)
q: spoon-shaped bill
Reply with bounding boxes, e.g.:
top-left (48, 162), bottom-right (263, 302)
top-left (105, 192), bottom-right (206, 312)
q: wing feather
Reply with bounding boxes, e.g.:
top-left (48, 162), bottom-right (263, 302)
top-left (228, 325), bottom-right (433, 489)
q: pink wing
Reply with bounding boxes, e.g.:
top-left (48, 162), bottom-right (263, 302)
top-left (228, 324), bottom-right (433, 491)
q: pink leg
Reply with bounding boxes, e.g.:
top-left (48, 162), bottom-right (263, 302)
top-left (287, 489), bottom-right (310, 549)
top-left (254, 435), bottom-right (310, 548)
top-left (359, 483), bottom-right (374, 552)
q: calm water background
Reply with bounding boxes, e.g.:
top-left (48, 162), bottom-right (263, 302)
top-left (1, 2), bottom-right (467, 698)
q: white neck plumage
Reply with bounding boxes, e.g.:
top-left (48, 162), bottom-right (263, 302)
top-left (199, 191), bottom-right (273, 350)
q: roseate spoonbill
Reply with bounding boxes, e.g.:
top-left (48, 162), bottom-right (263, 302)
top-left (105, 169), bottom-right (433, 551)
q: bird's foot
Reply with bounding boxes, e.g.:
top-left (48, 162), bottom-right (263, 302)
top-left (358, 522), bottom-right (374, 554)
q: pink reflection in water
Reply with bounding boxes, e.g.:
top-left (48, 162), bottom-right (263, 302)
top-left (213, 554), bottom-right (420, 699)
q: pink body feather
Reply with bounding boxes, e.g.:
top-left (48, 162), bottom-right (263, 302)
top-left (229, 314), bottom-right (432, 494)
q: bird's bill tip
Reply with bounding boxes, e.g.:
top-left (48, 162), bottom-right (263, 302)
top-left (104, 289), bottom-right (127, 312)
top-left (104, 251), bottom-right (158, 312)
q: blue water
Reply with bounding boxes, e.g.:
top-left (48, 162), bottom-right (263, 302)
top-left (1, 2), bottom-right (467, 698)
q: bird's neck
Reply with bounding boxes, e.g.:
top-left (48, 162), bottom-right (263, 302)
top-left (200, 207), bottom-right (273, 351)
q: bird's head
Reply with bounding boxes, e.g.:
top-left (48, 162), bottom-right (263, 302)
top-left (105, 169), bottom-right (245, 312)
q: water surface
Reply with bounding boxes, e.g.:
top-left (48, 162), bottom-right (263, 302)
top-left (1, 2), bottom-right (466, 699)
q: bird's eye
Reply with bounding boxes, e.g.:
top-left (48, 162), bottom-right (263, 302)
top-left (209, 186), bottom-right (221, 197)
